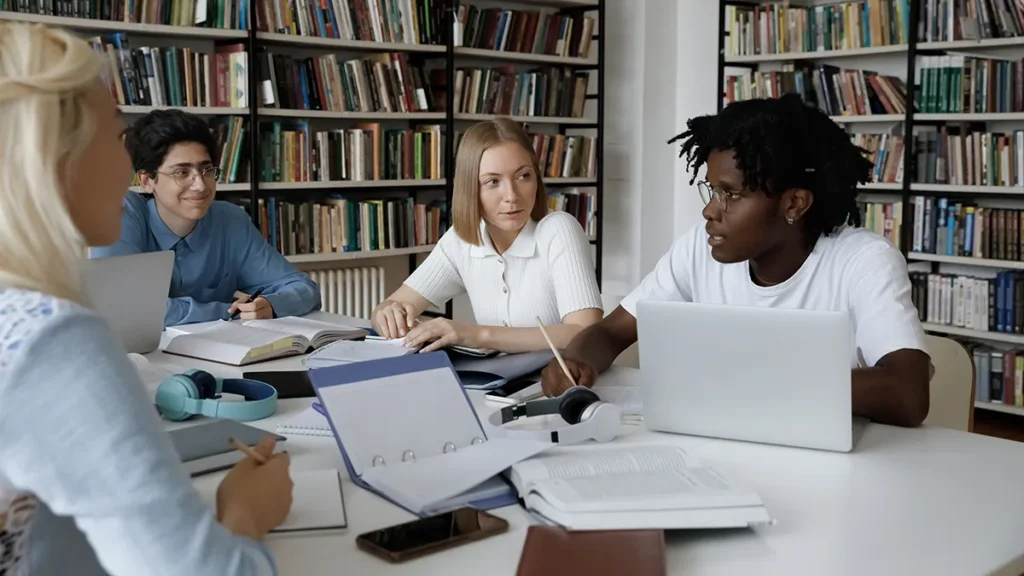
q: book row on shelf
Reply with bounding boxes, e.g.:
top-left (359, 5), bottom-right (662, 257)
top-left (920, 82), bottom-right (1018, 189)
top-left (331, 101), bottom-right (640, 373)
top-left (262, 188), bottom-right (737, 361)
top-left (251, 195), bottom-right (448, 256)
top-left (725, 0), bottom-right (1024, 58)
top-left (256, 0), bottom-right (442, 45)
top-left (849, 128), bottom-right (1024, 188)
top-left (909, 197), bottom-right (1024, 261)
top-left (91, 33), bottom-right (593, 119)
top-left (968, 347), bottom-right (1024, 407)
top-left (259, 122), bottom-right (444, 183)
top-left (725, 55), bottom-right (1024, 117)
top-left (917, 55), bottom-right (1024, 115)
top-left (2, 0), bottom-right (245, 27)
top-left (856, 133), bottom-right (905, 184)
top-left (921, 0), bottom-right (1024, 43)
top-left (91, 34), bottom-right (248, 108)
top-left (909, 270), bottom-right (1023, 335)
top-left (255, 123), bottom-right (597, 184)
top-left (260, 51), bottom-right (433, 114)
top-left (724, 0), bottom-right (910, 58)
top-left (858, 200), bottom-right (903, 249)
top-left (451, 66), bottom-right (589, 119)
top-left (3, 0), bottom-right (600, 60)
top-left (725, 65), bottom-right (907, 118)
top-left (916, 129), bottom-right (1024, 187)
top-left (453, 5), bottom-right (595, 60)
top-left (241, 188), bottom-right (595, 257)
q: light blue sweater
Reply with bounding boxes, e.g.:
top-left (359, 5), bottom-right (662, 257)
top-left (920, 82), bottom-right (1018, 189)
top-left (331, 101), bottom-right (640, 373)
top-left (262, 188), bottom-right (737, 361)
top-left (0, 288), bottom-right (276, 575)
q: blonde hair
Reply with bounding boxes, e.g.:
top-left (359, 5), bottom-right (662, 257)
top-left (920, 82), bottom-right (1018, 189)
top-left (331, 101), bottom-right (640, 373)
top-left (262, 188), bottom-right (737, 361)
top-left (452, 118), bottom-right (548, 245)
top-left (0, 23), bottom-right (106, 304)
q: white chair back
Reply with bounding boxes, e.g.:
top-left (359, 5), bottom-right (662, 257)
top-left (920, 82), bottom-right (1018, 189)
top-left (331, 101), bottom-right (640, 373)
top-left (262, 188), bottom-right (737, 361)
top-left (922, 335), bottom-right (975, 432)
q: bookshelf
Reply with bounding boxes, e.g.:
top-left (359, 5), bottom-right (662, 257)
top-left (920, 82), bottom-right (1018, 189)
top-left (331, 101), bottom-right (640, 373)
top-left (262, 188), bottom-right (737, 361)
top-left (716, 0), bottom-right (1024, 418)
top-left (1, 0), bottom-right (605, 321)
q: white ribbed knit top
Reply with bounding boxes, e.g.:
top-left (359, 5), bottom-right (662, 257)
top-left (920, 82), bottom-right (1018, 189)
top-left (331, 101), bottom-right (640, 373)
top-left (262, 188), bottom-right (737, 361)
top-left (404, 211), bottom-right (603, 327)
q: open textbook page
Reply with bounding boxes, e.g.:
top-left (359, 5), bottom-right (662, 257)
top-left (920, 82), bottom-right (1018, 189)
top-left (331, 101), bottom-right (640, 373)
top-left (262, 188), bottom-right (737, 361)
top-left (508, 444), bottom-right (771, 530)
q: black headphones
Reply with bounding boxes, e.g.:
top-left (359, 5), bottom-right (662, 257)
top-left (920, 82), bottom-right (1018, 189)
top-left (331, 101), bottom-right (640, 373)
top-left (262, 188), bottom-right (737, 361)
top-left (487, 387), bottom-right (622, 444)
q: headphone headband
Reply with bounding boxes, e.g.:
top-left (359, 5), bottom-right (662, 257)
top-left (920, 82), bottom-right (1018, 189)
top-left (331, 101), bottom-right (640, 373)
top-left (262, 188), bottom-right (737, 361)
top-left (488, 387), bottom-right (621, 445)
top-left (155, 370), bottom-right (278, 422)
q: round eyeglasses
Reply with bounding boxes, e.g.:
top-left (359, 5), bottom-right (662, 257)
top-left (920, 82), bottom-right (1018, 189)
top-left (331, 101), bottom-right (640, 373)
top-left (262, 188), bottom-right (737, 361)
top-left (697, 181), bottom-right (734, 212)
top-left (157, 166), bottom-right (223, 188)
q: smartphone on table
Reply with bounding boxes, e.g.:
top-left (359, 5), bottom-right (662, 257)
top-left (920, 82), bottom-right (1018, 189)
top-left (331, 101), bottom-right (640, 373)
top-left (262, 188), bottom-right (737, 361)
top-left (356, 507), bottom-right (509, 563)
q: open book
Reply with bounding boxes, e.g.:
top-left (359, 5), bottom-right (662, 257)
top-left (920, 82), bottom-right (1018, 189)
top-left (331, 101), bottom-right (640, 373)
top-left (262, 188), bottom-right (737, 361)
top-left (508, 444), bottom-right (771, 531)
top-left (164, 317), bottom-right (367, 366)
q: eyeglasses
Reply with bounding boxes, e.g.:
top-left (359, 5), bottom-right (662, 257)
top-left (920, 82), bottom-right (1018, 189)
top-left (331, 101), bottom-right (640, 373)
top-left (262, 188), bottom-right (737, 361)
top-left (697, 181), bottom-right (738, 213)
top-left (157, 166), bottom-right (223, 188)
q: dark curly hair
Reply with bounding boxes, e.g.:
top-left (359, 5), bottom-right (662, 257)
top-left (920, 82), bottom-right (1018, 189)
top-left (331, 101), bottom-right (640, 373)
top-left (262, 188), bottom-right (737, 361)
top-left (123, 109), bottom-right (219, 175)
top-left (668, 94), bottom-right (872, 240)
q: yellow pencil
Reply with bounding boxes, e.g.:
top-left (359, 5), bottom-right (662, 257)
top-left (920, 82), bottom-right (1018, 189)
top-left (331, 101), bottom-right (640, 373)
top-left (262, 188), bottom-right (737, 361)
top-left (229, 437), bottom-right (267, 465)
top-left (535, 317), bottom-right (577, 387)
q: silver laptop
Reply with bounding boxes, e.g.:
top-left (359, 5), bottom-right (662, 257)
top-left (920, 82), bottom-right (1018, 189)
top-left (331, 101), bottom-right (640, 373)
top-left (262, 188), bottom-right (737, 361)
top-left (83, 251), bottom-right (174, 354)
top-left (636, 300), bottom-right (855, 452)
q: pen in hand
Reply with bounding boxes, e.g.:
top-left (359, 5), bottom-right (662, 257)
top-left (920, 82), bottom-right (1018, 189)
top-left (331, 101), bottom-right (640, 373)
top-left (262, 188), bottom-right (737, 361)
top-left (229, 287), bottom-right (265, 321)
top-left (536, 316), bottom-right (577, 388)
top-left (229, 437), bottom-right (267, 465)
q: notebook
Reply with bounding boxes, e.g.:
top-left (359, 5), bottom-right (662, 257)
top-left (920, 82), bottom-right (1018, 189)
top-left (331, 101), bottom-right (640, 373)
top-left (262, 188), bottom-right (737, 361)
top-left (169, 420), bottom-right (286, 477)
top-left (515, 526), bottom-right (666, 576)
top-left (193, 469), bottom-right (348, 533)
top-left (507, 444), bottom-right (771, 531)
top-left (276, 406), bottom-right (333, 437)
top-left (164, 317), bottom-right (366, 366)
top-left (303, 338), bottom-right (415, 369)
top-left (309, 352), bottom-right (553, 516)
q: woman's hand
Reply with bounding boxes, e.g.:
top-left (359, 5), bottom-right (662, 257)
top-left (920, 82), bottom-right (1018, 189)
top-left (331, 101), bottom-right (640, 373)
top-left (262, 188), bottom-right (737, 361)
top-left (371, 299), bottom-right (418, 339)
top-left (215, 436), bottom-right (293, 541)
top-left (403, 318), bottom-right (482, 353)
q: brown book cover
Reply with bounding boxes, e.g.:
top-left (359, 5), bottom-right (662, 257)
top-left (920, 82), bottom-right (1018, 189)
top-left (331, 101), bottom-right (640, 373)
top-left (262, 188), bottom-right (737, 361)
top-left (515, 526), bottom-right (666, 576)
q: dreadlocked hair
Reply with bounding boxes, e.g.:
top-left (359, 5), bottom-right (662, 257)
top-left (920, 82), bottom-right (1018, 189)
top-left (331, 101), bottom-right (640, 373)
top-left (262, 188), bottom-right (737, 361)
top-left (668, 93), bottom-right (873, 240)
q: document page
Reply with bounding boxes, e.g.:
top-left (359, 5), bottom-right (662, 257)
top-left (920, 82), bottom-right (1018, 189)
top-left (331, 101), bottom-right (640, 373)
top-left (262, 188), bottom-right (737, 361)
top-left (512, 445), bottom-right (697, 490)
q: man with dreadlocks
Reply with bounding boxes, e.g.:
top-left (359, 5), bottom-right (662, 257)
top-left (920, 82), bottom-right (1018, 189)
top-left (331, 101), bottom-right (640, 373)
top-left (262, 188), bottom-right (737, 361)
top-left (540, 94), bottom-right (931, 427)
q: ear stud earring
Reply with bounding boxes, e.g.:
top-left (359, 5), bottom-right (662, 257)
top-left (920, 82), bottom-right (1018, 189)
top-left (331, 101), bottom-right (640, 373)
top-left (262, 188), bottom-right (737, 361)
top-left (786, 217), bottom-right (795, 225)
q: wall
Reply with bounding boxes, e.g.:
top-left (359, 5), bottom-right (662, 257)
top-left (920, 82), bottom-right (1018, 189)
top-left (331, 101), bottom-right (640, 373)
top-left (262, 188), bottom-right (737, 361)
top-left (599, 0), bottom-right (719, 303)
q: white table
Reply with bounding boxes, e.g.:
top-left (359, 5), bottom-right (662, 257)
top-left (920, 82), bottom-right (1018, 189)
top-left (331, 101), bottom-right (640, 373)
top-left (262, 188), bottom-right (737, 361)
top-left (145, 314), bottom-right (1024, 576)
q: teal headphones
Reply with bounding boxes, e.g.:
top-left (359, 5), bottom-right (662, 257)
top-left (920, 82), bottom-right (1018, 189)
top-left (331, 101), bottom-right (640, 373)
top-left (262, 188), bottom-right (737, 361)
top-left (155, 369), bottom-right (278, 422)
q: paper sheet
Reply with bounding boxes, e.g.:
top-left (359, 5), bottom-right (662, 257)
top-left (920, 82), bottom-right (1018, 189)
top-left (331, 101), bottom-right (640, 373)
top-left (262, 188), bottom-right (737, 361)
top-left (193, 469), bottom-right (347, 532)
top-left (127, 353), bottom-right (185, 398)
top-left (303, 339), bottom-right (414, 368)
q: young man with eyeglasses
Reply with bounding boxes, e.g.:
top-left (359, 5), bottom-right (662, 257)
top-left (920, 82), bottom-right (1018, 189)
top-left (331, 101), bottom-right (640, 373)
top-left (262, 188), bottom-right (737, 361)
top-left (91, 109), bottom-right (320, 326)
top-left (540, 94), bottom-right (932, 428)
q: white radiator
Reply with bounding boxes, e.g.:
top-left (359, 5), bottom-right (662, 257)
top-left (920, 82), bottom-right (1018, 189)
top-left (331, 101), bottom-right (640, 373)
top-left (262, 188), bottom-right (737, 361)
top-left (308, 266), bottom-right (386, 320)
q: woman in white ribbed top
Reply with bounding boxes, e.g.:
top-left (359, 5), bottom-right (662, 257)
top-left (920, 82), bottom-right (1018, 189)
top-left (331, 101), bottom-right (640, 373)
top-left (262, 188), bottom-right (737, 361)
top-left (371, 119), bottom-right (604, 353)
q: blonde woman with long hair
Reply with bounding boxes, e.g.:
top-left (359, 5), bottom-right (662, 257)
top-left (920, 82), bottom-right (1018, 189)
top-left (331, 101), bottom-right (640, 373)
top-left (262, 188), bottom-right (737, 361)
top-left (0, 23), bottom-right (292, 575)
top-left (371, 118), bottom-right (603, 353)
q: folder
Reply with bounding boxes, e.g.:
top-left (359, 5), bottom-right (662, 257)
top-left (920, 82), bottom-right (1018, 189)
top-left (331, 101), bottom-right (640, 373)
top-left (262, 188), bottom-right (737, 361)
top-left (308, 352), bottom-right (552, 517)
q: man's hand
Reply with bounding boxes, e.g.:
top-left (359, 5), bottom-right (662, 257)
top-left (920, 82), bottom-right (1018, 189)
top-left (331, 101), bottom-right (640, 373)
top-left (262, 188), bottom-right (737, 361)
top-left (228, 296), bottom-right (273, 320)
top-left (540, 357), bottom-right (598, 397)
top-left (403, 318), bottom-right (482, 353)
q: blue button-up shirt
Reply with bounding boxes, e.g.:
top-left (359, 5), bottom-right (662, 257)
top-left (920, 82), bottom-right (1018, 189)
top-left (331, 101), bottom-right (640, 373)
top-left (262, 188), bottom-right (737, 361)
top-left (91, 192), bottom-right (321, 327)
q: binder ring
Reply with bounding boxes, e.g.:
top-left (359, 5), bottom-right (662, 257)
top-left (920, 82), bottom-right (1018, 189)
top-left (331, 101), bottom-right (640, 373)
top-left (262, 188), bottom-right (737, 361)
top-left (402, 449), bottom-right (416, 463)
top-left (371, 455), bottom-right (386, 467)
top-left (442, 441), bottom-right (457, 454)
top-left (471, 437), bottom-right (485, 445)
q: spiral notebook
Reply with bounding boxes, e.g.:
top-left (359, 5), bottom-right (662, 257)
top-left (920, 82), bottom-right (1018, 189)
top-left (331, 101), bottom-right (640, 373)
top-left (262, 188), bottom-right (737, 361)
top-left (276, 406), bottom-right (333, 437)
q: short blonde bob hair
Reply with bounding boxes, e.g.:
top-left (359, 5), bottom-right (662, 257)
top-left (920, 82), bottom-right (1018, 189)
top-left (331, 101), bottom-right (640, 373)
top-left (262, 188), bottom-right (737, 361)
top-left (452, 118), bottom-right (548, 245)
top-left (0, 23), bottom-right (105, 304)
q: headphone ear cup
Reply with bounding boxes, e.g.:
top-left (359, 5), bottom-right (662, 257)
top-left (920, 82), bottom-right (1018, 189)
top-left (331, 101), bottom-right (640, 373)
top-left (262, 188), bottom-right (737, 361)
top-left (558, 387), bottom-right (602, 425)
top-left (155, 375), bottom-right (200, 421)
top-left (185, 369), bottom-right (219, 399)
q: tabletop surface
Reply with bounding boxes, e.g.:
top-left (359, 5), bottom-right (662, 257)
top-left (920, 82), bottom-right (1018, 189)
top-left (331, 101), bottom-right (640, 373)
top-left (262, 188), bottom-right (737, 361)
top-left (145, 313), bottom-right (1024, 576)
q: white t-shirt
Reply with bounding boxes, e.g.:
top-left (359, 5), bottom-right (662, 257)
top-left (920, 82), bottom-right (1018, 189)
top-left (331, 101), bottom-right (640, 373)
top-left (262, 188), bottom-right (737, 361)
top-left (620, 224), bottom-right (927, 368)
top-left (404, 211), bottom-right (603, 327)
